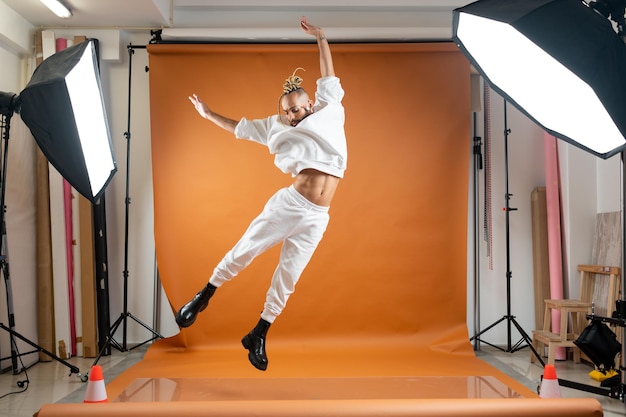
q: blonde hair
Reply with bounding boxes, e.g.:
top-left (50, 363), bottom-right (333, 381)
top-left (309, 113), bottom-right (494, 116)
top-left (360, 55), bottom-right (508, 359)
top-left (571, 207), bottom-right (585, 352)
top-left (282, 67), bottom-right (305, 94)
top-left (278, 67), bottom-right (307, 124)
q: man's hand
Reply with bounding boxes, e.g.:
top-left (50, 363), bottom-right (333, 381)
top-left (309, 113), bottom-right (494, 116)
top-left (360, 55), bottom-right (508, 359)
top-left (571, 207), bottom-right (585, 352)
top-left (300, 16), bottom-right (334, 77)
top-left (188, 93), bottom-right (238, 133)
top-left (300, 16), bottom-right (323, 38)
top-left (189, 93), bottom-right (211, 119)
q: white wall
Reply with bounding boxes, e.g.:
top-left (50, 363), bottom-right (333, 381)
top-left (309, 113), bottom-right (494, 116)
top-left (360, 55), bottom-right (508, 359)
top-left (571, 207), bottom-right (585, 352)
top-left (559, 142), bottom-right (599, 297)
top-left (597, 154), bottom-right (622, 214)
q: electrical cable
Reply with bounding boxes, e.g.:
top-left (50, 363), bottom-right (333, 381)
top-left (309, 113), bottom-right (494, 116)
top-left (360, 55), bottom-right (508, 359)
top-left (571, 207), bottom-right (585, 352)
top-left (0, 338), bottom-right (30, 399)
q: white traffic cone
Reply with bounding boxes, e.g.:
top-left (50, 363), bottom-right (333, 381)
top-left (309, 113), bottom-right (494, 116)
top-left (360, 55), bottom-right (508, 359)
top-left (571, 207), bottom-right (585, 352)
top-left (539, 364), bottom-right (562, 398)
top-left (84, 365), bottom-right (108, 403)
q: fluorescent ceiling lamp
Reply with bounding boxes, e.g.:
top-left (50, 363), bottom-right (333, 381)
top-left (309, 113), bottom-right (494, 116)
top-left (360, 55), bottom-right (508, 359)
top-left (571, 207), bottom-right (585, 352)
top-left (40, 0), bottom-right (72, 19)
top-left (452, 0), bottom-right (626, 159)
top-left (17, 40), bottom-right (117, 202)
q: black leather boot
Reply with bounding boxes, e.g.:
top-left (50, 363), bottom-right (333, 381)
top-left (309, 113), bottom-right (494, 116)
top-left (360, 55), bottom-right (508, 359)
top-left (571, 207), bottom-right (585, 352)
top-left (241, 318), bottom-right (271, 371)
top-left (175, 283), bottom-right (216, 328)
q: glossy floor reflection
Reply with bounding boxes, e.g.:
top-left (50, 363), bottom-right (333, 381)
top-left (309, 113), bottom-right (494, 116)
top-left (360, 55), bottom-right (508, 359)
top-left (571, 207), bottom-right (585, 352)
top-left (0, 344), bottom-right (625, 417)
top-left (112, 376), bottom-right (523, 402)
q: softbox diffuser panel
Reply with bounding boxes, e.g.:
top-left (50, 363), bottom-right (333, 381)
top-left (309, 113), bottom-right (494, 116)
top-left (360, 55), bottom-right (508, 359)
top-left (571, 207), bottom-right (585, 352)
top-left (453, 0), bottom-right (626, 159)
top-left (20, 39), bottom-right (116, 202)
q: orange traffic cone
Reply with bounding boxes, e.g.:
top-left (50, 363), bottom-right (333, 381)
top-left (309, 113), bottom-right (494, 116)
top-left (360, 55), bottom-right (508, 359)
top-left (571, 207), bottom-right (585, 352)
top-left (539, 364), bottom-right (562, 398)
top-left (83, 365), bottom-right (108, 403)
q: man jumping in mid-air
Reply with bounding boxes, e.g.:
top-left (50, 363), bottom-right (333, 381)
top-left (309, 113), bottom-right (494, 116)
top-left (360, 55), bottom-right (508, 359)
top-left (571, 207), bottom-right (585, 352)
top-left (176, 16), bottom-right (347, 371)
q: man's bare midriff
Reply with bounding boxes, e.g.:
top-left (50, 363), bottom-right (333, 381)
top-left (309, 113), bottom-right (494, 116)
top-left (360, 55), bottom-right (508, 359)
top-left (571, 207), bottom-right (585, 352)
top-left (293, 168), bottom-right (340, 207)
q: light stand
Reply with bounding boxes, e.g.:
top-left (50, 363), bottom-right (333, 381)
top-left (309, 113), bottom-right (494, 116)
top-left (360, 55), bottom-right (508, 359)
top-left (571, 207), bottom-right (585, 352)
top-left (92, 44), bottom-right (161, 366)
top-left (470, 99), bottom-right (545, 365)
top-left (0, 38), bottom-right (117, 385)
top-left (0, 99), bottom-right (81, 379)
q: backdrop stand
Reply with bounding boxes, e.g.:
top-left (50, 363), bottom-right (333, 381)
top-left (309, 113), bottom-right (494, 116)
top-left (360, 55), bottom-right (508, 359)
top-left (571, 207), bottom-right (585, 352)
top-left (92, 44), bottom-right (161, 368)
top-left (0, 102), bottom-right (81, 380)
top-left (470, 99), bottom-right (544, 365)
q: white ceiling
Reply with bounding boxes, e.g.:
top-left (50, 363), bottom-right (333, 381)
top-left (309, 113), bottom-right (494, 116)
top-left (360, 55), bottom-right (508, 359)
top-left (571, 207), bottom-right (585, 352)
top-left (1, 0), bottom-right (470, 42)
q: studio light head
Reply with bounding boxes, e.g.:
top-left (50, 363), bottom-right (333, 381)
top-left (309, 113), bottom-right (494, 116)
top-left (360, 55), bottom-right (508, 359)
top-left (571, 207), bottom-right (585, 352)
top-left (452, 0), bottom-right (626, 159)
top-left (16, 39), bottom-right (117, 202)
top-left (0, 92), bottom-right (19, 117)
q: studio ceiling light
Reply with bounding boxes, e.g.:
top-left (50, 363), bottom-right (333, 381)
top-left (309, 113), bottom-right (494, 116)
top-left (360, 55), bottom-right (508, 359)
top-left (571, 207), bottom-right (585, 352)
top-left (40, 0), bottom-right (72, 19)
top-left (452, 0), bottom-right (626, 159)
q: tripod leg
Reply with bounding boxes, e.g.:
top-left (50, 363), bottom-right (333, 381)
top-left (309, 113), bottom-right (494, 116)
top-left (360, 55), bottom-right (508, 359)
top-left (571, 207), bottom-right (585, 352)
top-left (126, 312), bottom-right (163, 350)
top-left (91, 313), bottom-right (125, 369)
top-left (470, 316), bottom-right (506, 342)
top-left (510, 317), bottom-right (545, 366)
top-left (0, 322), bottom-right (80, 376)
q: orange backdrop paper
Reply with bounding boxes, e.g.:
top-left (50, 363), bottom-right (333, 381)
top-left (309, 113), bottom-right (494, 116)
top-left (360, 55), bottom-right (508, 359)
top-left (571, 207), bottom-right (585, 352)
top-left (148, 42), bottom-right (470, 350)
top-left (81, 42), bottom-right (565, 405)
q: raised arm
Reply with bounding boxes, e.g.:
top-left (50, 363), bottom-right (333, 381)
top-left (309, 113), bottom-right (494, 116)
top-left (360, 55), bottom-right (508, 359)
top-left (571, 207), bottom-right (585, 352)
top-left (300, 16), bottom-right (334, 77)
top-left (188, 93), bottom-right (238, 133)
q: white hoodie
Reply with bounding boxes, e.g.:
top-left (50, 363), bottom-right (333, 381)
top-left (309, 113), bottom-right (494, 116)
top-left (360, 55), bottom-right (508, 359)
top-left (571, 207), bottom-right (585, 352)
top-left (234, 76), bottom-right (347, 178)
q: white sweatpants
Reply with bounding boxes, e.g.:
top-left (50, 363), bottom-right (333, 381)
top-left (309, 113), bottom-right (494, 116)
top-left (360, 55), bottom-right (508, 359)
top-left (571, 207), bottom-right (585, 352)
top-left (209, 185), bottom-right (330, 323)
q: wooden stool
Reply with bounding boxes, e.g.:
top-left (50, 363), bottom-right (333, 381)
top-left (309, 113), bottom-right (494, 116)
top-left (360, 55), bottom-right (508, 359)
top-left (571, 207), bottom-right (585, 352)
top-left (531, 299), bottom-right (591, 365)
top-left (531, 265), bottom-right (620, 365)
